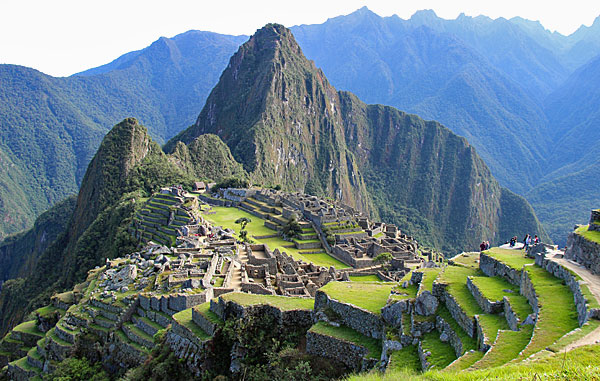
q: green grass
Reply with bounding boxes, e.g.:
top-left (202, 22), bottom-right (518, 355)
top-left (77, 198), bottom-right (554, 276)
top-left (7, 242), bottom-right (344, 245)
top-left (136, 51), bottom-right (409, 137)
top-left (477, 314), bottom-right (510, 346)
top-left (548, 319), bottom-right (600, 352)
top-left (435, 304), bottom-right (477, 354)
top-left (203, 207), bottom-right (349, 269)
top-left (483, 248), bottom-right (534, 270)
top-left (350, 344), bottom-right (600, 380)
top-left (469, 276), bottom-right (532, 321)
top-left (448, 252), bottom-right (479, 270)
top-left (309, 322), bottom-right (381, 359)
top-left (115, 330), bottom-right (150, 353)
top-left (420, 331), bottom-right (457, 370)
top-left (12, 321), bottom-right (44, 337)
top-left (213, 277), bottom-right (224, 287)
top-left (27, 346), bottom-right (42, 361)
top-left (194, 302), bottom-right (223, 325)
top-left (11, 356), bottom-right (41, 372)
top-left (515, 266), bottom-right (579, 361)
top-left (374, 232), bottom-right (384, 239)
top-left (34, 305), bottom-right (61, 317)
top-left (575, 225), bottom-right (600, 244)
top-left (443, 350), bottom-right (484, 372)
top-left (437, 266), bottom-right (482, 317)
top-left (219, 292), bottom-right (315, 311)
top-left (349, 275), bottom-right (382, 282)
top-left (387, 345), bottom-right (421, 373)
top-left (471, 325), bottom-right (533, 369)
top-left (417, 268), bottom-right (442, 294)
top-left (47, 329), bottom-right (71, 347)
top-left (172, 308), bottom-right (210, 341)
top-left (319, 281), bottom-right (395, 314)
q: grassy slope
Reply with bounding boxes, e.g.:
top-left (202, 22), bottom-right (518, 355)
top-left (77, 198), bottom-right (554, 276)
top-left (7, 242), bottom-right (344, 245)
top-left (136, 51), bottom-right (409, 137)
top-left (219, 292), bottom-right (315, 311)
top-left (202, 206), bottom-right (349, 268)
top-left (309, 322), bottom-right (381, 359)
top-left (319, 282), bottom-right (394, 314)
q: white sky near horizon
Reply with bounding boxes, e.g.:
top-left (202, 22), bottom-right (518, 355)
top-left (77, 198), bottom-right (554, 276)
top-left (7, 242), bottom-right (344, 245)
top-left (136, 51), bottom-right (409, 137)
top-left (1, 0), bottom-right (599, 77)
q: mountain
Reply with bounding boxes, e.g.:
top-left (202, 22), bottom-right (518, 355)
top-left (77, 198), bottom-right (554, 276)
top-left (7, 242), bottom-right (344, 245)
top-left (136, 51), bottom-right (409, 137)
top-left (526, 54), bottom-right (600, 245)
top-left (291, 8), bottom-right (551, 195)
top-left (0, 31), bottom-right (244, 240)
top-left (167, 24), bottom-right (547, 253)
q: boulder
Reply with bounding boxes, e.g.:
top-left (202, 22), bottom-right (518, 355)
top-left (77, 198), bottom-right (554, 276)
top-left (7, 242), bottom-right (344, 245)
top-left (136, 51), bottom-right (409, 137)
top-left (414, 291), bottom-right (439, 316)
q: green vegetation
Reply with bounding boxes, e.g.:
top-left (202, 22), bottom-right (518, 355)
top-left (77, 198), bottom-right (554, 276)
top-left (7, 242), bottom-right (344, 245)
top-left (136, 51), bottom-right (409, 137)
top-left (220, 292), bottom-right (315, 311)
top-left (12, 320), bottom-right (43, 337)
top-left (203, 206), bottom-right (349, 268)
top-left (349, 275), bottom-right (382, 282)
top-left (387, 345), bottom-right (421, 373)
top-left (45, 356), bottom-right (109, 380)
top-left (548, 319), bottom-right (600, 352)
top-left (443, 350), bottom-right (484, 372)
top-left (472, 326), bottom-right (533, 369)
top-left (194, 302), bottom-right (223, 325)
top-left (483, 248), bottom-right (534, 270)
top-left (420, 331), bottom-right (457, 369)
top-left (417, 268), bottom-right (442, 294)
top-left (449, 252), bottom-right (480, 270)
top-left (515, 266), bottom-right (579, 360)
top-left (172, 308), bottom-right (210, 341)
top-left (575, 225), bottom-right (600, 245)
top-left (319, 282), bottom-right (394, 314)
top-left (436, 304), bottom-right (477, 353)
top-left (437, 265), bottom-right (481, 317)
top-left (309, 322), bottom-right (381, 359)
top-left (469, 276), bottom-right (532, 320)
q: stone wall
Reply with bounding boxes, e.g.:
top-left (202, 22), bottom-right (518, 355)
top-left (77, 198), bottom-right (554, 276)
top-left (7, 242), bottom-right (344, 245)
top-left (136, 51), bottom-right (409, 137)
top-left (534, 253), bottom-right (599, 326)
top-left (565, 231), bottom-right (600, 275)
top-left (474, 315), bottom-right (491, 352)
top-left (306, 330), bottom-right (377, 372)
top-left (433, 283), bottom-right (475, 338)
top-left (466, 277), bottom-right (503, 314)
top-left (503, 297), bottom-right (520, 331)
top-left (435, 315), bottom-right (462, 357)
top-left (210, 297), bottom-right (314, 328)
top-left (314, 290), bottom-right (384, 339)
top-left (479, 253), bottom-right (523, 286)
top-left (519, 268), bottom-right (539, 316)
top-left (381, 300), bottom-right (410, 329)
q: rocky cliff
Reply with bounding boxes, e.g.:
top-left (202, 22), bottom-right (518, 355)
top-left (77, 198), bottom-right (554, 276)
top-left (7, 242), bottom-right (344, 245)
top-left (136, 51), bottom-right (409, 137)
top-left (166, 24), bottom-right (547, 252)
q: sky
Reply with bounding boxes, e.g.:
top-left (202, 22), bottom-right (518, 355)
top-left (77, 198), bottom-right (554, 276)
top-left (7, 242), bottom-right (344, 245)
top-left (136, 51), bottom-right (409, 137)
top-left (1, 0), bottom-right (599, 77)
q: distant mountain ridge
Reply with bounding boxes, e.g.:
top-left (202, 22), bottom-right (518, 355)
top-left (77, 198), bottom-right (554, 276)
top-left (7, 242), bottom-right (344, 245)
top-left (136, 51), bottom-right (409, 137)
top-left (1, 7), bottom-right (600, 245)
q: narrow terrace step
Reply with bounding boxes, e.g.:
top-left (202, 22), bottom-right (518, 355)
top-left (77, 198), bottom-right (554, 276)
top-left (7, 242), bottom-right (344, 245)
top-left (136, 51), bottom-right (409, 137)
top-left (132, 315), bottom-right (163, 337)
top-left (54, 322), bottom-right (79, 344)
top-left (122, 323), bottom-right (155, 349)
top-left (26, 347), bottom-right (44, 370)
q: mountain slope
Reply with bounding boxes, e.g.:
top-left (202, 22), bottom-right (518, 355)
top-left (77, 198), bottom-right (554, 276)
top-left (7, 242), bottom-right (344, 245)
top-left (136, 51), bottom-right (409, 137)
top-left (291, 9), bottom-right (550, 194)
top-left (0, 31), bottom-right (244, 239)
top-left (167, 24), bottom-right (548, 253)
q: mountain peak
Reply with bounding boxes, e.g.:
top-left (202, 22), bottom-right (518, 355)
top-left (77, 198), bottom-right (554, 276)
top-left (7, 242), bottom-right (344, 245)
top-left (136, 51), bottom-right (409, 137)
top-left (410, 9), bottom-right (439, 22)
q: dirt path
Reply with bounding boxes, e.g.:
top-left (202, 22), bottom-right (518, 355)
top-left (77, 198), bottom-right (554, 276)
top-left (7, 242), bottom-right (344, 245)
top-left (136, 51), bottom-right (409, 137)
top-left (546, 250), bottom-right (600, 351)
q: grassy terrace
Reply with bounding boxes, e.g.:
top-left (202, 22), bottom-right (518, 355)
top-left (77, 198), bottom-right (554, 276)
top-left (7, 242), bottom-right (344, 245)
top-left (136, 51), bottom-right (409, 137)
top-left (11, 356), bottom-right (40, 373)
top-left (390, 273), bottom-right (418, 301)
top-left (219, 292), bottom-right (315, 311)
top-left (443, 350), bottom-right (484, 372)
top-left (548, 319), bottom-right (600, 352)
top-left (13, 321), bottom-right (44, 337)
top-left (420, 331), bottom-right (457, 370)
top-left (449, 252), bottom-right (480, 269)
top-left (388, 345), bottom-right (421, 373)
top-left (417, 268), bottom-right (442, 294)
top-left (437, 265), bottom-right (482, 317)
top-left (576, 225), bottom-right (600, 244)
top-left (483, 248), bottom-right (534, 270)
top-left (309, 322), bottom-right (381, 359)
top-left (436, 304), bottom-right (477, 354)
top-left (349, 275), bottom-right (381, 282)
top-left (319, 281), bottom-right (395, 314)
top-left (352, 344), bottom-right (600, 380)
top-left (470, 276), bottom-right (532, 320)
top-left (514, 265), bottom-right (579, 361)
top-left (172, 308), bottom-right (210, 341)
top-left (194, 302), bottom-right (223, 325)
top-left (202, 206), bottom-right (349, 269)
top-left (472, 325), bottom-right (533, 369)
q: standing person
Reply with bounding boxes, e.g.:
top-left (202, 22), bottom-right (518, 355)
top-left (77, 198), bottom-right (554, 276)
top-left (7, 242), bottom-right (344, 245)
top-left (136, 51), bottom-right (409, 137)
top-left (485, 241), bottom-right (490, 250)
top-left (480, 241), bottom-right (486, 252)
top-left (522, 234), bottom-right (529, 250)
top-left (526, 235), bottom-right (532, 249)
top-left (510, 237), bottom-right (516, 247)
top-left (534, 235), bottom-right (540, 244)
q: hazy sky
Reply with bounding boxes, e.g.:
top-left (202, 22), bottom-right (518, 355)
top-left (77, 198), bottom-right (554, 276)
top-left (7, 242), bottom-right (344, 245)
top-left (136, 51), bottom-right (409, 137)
top-left (1, 0), bottom-right (599, 77)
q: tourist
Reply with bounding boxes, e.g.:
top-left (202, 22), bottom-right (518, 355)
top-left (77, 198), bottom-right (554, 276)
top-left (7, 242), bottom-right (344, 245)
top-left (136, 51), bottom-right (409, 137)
top-left (534, 235), bottom-right (540, 244)
top-left (480, 241), bottom-right (486, 252)
top-left (510, 236), bottom-right (516, 247)
top-left (522, 234), bottom-right (529, 250)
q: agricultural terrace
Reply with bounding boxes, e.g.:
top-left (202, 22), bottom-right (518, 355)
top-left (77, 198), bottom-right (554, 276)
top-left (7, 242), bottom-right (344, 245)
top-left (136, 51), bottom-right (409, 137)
top-left (319, 281), bottom-right (395, 314)
top-left (201, 206), bottom-right (349, 269)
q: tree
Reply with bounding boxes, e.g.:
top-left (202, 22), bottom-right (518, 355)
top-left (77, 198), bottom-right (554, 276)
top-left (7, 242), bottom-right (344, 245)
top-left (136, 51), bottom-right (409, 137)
top-left (235, 217), bottom-right (252, 243)
top-left (373, 252), bottom-right (393, 269)
top-left (282, 217), bottom-right (302, 239)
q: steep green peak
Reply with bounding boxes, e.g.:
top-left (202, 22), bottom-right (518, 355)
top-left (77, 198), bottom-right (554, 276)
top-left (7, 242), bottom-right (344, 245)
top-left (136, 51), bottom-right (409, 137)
top-left (70, 118), bottom-right (156, 240)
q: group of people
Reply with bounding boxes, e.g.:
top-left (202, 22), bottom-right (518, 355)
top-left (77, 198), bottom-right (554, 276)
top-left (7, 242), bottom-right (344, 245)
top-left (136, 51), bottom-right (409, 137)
top-left (479, 240), bottom-right (491, 252)
top-left (508, 234), bottom-right (540, 249)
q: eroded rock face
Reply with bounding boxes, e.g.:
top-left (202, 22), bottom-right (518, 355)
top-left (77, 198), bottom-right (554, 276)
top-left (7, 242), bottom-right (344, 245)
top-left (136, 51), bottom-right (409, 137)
top-left (107, 264), bottom-right (138, 291)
